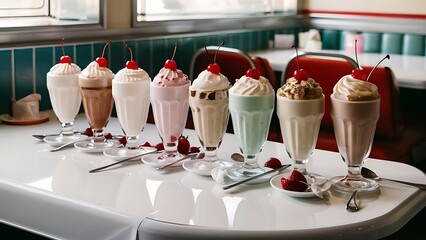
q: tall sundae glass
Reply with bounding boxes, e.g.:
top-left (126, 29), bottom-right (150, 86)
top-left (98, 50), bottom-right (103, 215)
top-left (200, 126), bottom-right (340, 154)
top-left (330, 73), bottom-right (380, 194)
top-left (78, 42), bottom-right (115, 151)
top-left (149, 50), bottom-right (190, 161)
top-left (226, 69), bottom-right (275, 180)
top-left (186, 62), bottom-right (231, 175)
top-left (108, 46), bottom-right (151, 158)
top-left (46, 39), bottom-right (82, 145)
top-left (276, 74), bottom-right (324, 175)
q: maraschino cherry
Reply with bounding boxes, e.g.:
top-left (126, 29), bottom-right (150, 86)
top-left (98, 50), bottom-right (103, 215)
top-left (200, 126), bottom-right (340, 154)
top-left (164, 42), bottom-right (178, 70)
top-left (351, 39), bottom-right (367, 80)
top-left (125, 45), bottom-right (138, 70)
top-left (206, 42), bottom-right (225, 75)
top-left (95, 42), bottom-right (110, 67)
top-left (59, 38), bottom-right (72, 64)
top-left (291, 44), bottom-right (309, 81)
top-left (246, 68), bottom-right (260, 80)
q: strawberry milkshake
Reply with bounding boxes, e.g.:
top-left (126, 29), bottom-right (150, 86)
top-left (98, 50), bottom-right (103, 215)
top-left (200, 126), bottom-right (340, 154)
top-left (149, 51), bottom-right (190, 161)
top-left (46, 41), bottom-right (82, 145)
top-left (226, 69), bottom-right (275, 180)
top-left (185, 61), bottom-right (231, 175)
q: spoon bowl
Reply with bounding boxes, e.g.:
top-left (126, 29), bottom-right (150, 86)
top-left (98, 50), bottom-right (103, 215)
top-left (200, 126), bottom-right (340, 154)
top-left (361, 167), bottom-right (426, 190)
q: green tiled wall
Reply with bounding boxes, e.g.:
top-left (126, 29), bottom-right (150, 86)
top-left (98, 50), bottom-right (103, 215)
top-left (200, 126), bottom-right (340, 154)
top-left (0, 28), bottom-right (298, 115)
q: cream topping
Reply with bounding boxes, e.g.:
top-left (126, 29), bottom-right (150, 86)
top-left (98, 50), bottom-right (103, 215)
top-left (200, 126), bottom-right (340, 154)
top-left (152, 68), bottom-right (189, 87)
top-left (49, 63), bottom-right (81, 75)
top-left (229, 75), bottom-right (274, 96)
top-left (114, 68), bottom-right (151, 83)
top-left (333, 74), bottom-right (379, 101)
top-left (191, 69), bottom-right (230, 91)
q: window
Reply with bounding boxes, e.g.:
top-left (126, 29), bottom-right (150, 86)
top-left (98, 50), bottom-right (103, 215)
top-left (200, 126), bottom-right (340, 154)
top-left (0, 0), bottom-right (48, 17)
top-left (136, 0), bottom-right (297, 21)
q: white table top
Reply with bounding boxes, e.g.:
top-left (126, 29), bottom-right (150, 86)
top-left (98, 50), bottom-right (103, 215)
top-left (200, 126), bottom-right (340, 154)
top-left (1, 111), bottom-right (425, 240)
top-left (250, 49), bottom-right (426, 90)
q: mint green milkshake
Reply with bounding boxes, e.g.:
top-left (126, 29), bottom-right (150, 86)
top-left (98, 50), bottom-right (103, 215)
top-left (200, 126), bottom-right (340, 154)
top-left (226, 69), bottom-right (275, 180)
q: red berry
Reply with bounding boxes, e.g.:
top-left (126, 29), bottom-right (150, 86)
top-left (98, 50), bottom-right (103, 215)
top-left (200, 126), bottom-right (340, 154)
top-left (207, 63), bottom-right (221, 75)
top-left (96, 57), bottom-right (108, 67)
top-left (60, 55), bottom-right (72, 64)
top-left (190, 146), bottom-right (200, 153)
top-left (125, 45), bottom-right (138, 70)
top-left (170, 136), bottom-right (178, 142)
top-left (245, 68), bottom-right (260, 80)
top-left (281, 177), bottom-right (308, 192)
top-left (84, 127), bottom-right (93, 137)
top-left (164, 59), bottom-right (177, 70)
top-left (294, 69), bottom-right (309, 81)
top-left (104, 133), bottom-right (113, 139)
top-left (264, 157), bottom-right (282, 169)
top-left (288, 169), bottom-right (307, 183)
top-left (177, 137), bottom-right (190, 154)
top-left (155, 142), bottom-right (164, 151)
top-left (119, 137), bottom-right (127, 146)
top-left (351, 68), bottom-right (367, 80)
top-left (141, 142), bottom-right (152, 147)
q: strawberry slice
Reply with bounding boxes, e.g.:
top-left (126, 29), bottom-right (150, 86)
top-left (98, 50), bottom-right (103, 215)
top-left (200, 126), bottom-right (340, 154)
top-left (141, 142), bottom-right (152, 147)
top-left (177, 135), bottom-right (190, 154)
top-left (190, 146), bottom-right (200, 153)
top-left (281, 177), bottom-right (308, 192)
top-left (288, 169), bottom-right (307, 183)
top-left (264, 157), bottom-right (282, 169)
top-left (155, 142), bottom-right (164, 151)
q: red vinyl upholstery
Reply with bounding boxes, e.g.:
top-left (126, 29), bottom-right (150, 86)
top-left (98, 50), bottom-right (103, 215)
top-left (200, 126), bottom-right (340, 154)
top-left (282, 52), bottom-right (425, 164)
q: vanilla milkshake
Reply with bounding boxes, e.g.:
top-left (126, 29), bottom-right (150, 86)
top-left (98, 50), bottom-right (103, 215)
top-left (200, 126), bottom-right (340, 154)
top-left (150, 59), bottom-right (190, 160)
top-left (187, 66), bottom-right (231, 173)
top-left (226, 69), bottom-right (275, 179)
top-left (111, 57), bottom-right (151, 155)
top-left (79, 52), bottom-right (115, 149)
top-left (46, 54), bottom-right (81, 142)
top-left (277, 77), bottom-right (324, 174)
top-left (330, 73), bottom-right (380, 193)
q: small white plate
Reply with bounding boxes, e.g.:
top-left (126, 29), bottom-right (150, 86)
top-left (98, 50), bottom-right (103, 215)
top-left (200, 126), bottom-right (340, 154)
top-left (74, 140), bottom-right (120, 153)
top-left (44, 134), bottom-right (85, 147)
top-left (183, 160), bottom-right (234, 176)
top-left (142, 153), bottom-right (186, 168)
top-left (224, 164), bottom-right (277, 184)
top-left (103, 147), bottom-right (154, 160)
top-left (270, 173), bottom-right (331, 198)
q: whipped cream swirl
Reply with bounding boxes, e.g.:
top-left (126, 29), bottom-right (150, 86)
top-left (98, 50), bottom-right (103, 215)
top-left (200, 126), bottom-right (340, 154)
top-left (114, 68), bottom-right (151, 83)
top-left (191, 70), bottom-right (230, 91)
top-left (230, 75), bottom-right (274, 96)
top-left (153, 68), bottom-right (189, 87)
top-left (333, 74), bottom-right (379, 101)
top-left (278, 77), bottom-right (323, 100)
top-left (81, 61), bottom-right (114, 79)
top-left (49, 63), bottom-right (81, 75)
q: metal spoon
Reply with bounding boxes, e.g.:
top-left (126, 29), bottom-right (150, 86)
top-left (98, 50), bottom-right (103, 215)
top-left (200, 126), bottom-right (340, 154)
top-left (32, 131), bottom-right (84, 140)
top-left (346, 190), bottom-right (360, 212)
top-left (361, 167), bottom-right (426, 190)
top-left (230, 152), bottom-right (244, 162)
top-left (89, 150), bottom-right (160, 173)
top-left (156, 152), bottom-right (205, 170)
top-left (50, 138), bottom-right (88, 152)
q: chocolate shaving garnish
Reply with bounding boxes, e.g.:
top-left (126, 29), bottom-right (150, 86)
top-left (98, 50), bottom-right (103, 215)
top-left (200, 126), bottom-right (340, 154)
top-left (208, 92), bottom-right (216, 100)
top-left (200, 92), bottom-right (206, 99)
top-left (191, 90), bottom-right (196, 97)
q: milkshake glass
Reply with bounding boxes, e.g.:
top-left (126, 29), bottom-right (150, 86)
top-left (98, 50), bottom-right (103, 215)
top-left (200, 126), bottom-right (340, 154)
top-left (330, 74), bottom-right (380, 194)
top-left (276, 77), bottom-right (324, 175)
top-left (150, 64), bottom-right (190, 161)
top-left (78, 56), bottom-right (115, 151)
top-left (226, 69), bottom-right (275, 179)
top-left (109, 61), bottom-right (151, 158)
top-left (46, 58), bottom-right (82, 144)
top-left (186, 68), bottom-right (231, 174)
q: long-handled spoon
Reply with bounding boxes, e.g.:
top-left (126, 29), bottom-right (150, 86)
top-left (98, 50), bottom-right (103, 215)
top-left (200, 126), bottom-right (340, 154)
top-left (361, 167), bottom-right (426, 190)
top-left (50, 138), bottom-right (89, 152)
top-left (156, 152), bottom-right (205, 170)
top-left (89, 150), bottom-right (160, 173)
top-left (346, 190), bottom-right (360, 212)
top-left (33, 131), bottom-right (85, 140)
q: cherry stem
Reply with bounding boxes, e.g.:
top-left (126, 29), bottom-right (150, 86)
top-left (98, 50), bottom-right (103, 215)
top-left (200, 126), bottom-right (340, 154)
top-left (213, 42), bottom-right (225, 63)
top-left (354, 39), bottom-right (360, 69)
top-left (204, 46), bottom-right (212, 64)
top-left (101, 42), bottom-right (111, 58)
top-left (61, 38), bottom-right (66, 56)
top-left (290, 44), bottom-right (300, 71)
top-left (171, 42), bottom-right (178, 60)
top-left (366, 54), bottom-right (390, 81)
top-left (125, 44), bottom-right (133, 61)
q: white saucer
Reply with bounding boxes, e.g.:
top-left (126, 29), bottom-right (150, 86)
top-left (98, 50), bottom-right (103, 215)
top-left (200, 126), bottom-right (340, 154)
top-left (44, 134), bottom-right (85, 147)
top-left (270, 173), bottom-right (331, 198)
top-left (224, 164), bottom-right (276, 184)
top-left (74, 139), bottom-right (119, 153)
top-left (142, 153), bottom-right (187, 168)
top-left (103, 147), bottom-right (156, 160)
top-left (0, 112), bottom-right (49, 125)
top-left (183, 160), bottom-right (234, 176)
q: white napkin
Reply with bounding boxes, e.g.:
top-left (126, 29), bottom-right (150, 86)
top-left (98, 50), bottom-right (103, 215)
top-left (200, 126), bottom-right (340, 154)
top-left (299, 29), bottom-right (322, 51)
top-left (307, 175), bottom-right (330, 198)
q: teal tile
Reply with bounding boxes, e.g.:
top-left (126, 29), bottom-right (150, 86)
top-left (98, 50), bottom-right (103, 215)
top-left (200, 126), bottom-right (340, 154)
top-left (35, 47), bottom-right (54, 111)
top-left (259, 30), bottom-right (269, 49)
top-left (241, 32), bottom-right (250, 52)
top-left (206, 35), bottom-right (221, 47)
top-left (93, 42), bottom-right (110, 67)
top-left (110, 41), bottom-right (126, 73)
top-left (251, 31), bottom-right (260, 51)
top-left (0, 50), bottom-right (13, 115)
top-left (165, 37), bottom-right (182, 67)
top-left (194, 35), bottom-right (208, 52)
top-left (76, 44), bottom-right (93, 68)
top-left (228, 33), bottom-right (241, 49)
top-left (137, 39), bottom-right (153, 77)
top-left (180, 37), bottom-right (196, 75)
top-left (14, 48), bottom-right (34, 100)
top-left (152, 39), bottom-right (167, 74)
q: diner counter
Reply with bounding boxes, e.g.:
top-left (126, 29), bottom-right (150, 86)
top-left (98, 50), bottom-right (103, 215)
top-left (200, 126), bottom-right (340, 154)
top-left (249, 49), bottom-right (426, 90)
top-left (1, 111), bottom-right (426, 240)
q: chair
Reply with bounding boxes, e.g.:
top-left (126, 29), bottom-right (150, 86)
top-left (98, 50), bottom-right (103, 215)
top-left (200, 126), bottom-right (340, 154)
top-left (282, 52), bottom-right (426, 165)
top-left (190, 46), bottom-right (280, 141)
top-left (402, 34), bottom-right (425, 56)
